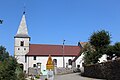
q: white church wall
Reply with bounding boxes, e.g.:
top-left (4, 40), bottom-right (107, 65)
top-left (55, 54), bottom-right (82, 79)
top-left (14, 47), bottom-right (29, 55)
top-left (27, 56), bottom-right (74, 72)
top-left (15, 55), bottom-right (25, 63)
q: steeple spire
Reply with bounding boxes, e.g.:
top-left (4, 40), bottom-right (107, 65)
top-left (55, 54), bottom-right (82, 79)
top-left (15, 13), bottom-right (29, 38)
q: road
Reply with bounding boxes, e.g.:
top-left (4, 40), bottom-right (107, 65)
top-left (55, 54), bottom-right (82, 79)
top-left (54, 73), bottom-right (103, 80)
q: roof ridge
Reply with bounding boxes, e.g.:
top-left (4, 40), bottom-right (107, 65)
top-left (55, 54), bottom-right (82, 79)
top-left (30, 44), bottom-right (78, 47)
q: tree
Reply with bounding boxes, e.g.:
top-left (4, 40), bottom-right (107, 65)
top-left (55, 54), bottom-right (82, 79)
top-left (105, 45), bottom-right (115, 60)
top-left (105, 42), bottom-right (120, 60)
top-left (114, 42), bottom-right (120, 57)
top-left (0, 46), bottom-right (9, 61)
top-left (89, 30), bottom-right (111, 51)
top-left (83, 43), bottom-right (101, 64)
top-left (83, 30), bottom-right (111, 64)
top-left (0, 57), bottom-right (17, 80)
top-left (16, 64), bottom-right (26, 80)
top-left (0, 46), bottom-right (26, 80)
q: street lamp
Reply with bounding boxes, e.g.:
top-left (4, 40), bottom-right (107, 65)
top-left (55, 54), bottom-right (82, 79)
top-left (63, 40), bottom-right (65, 68)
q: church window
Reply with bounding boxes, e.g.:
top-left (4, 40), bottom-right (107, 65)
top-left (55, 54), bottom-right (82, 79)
top-left (34, 56), bottom-right (36, 60)
top-left (53, 59), bottom-right (57, 65)
top-left (77, 65), bottom-right (80, 68)
top-left (20, 41), bottom-right (24, 46)
top-left (33, 64), bottom-right (36, 67)
top-left (68, 59), bottom-right (72, 65)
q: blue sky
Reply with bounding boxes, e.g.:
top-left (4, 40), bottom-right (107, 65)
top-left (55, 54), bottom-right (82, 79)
top-left (0, 0), bottom-right (120, 55)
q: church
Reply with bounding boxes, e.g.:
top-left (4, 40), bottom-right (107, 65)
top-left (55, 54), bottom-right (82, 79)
top-left (14, 12), bottom-right (83, 74)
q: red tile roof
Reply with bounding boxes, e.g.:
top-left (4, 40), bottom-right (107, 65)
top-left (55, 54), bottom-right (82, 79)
top-left (26, 44), bottom-right (81, 56)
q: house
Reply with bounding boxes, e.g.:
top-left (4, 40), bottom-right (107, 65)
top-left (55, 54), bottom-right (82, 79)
top-left (14, 12), bottom-right (82, 74)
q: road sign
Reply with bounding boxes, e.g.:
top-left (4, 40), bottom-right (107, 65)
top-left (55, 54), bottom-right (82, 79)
top-left (46, 65), bottom-right (54, 70)
top-left (46, 55), bottom-right (54, 70)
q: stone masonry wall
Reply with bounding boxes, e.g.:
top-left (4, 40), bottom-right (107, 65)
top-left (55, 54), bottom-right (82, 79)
top-left (82, 58), bottom-right (120, 80)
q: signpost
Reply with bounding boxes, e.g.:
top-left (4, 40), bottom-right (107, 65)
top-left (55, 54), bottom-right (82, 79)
top-left (47, 70), bottom-right (54, 80)
top-left (46, 55), bottom-right (54, 70)
top-left (46, 55), bottom-right (54, 80)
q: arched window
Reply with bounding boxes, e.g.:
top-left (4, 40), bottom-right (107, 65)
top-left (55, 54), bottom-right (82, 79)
top-left (20, 41), bottom-right (24, 46)
top-left (53, 59), bottom-right (57, 65)
top-left (68, 59), bottom-right (72, 65)
top-left (33, 64), bottom-right (36, 67)
top-left (19, 64), bottom-right (24, 71)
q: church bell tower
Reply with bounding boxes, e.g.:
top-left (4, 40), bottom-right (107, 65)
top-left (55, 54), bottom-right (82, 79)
top-left (14, 12), bottom-right (30, 71)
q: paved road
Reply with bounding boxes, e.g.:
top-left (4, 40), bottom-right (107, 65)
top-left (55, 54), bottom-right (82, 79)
top-left (54, 73), bottom-right (103, 80)
top-left (28, 73), bottom-right (103, 80)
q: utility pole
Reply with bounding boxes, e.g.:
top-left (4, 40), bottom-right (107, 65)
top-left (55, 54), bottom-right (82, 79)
top-left (63, 40), bottom-right (65, 68)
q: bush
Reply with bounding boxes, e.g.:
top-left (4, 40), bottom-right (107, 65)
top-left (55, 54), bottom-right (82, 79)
top-left (35, 75), bottom-right (40, 79)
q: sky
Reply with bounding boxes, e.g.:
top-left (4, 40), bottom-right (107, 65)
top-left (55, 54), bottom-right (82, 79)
top-left (0, 0), bottom-right (120, 55)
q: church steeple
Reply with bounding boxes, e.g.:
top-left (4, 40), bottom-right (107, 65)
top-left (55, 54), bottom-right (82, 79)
top-left (15, 12), bottom-right (29, 38)
top-left (14, 12), bottom-right (30, 73)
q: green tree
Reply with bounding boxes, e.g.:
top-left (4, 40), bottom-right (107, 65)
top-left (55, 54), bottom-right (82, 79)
top-left (106, 42), bottom-right (120, 60)
top-left (16, 64), bottom-right (26, 80)
top-left (0, 46), bottom-right (9, 61)
top-left (106, 45), bottom-right (115, 60)
top-left (83, 43), bottom-right (101, 64)
top-left (0, 46), bottom-right (26, 80)
top-left (114, 42), bottom-right (120, 57)
top-left (83, 30), bottom-right (111, 64)
top-left (89, 30), bottom-right (111, 51)
top-left (0, 57), bottom-right (17, 80)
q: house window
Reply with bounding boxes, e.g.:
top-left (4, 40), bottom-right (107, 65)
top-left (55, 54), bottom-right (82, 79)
top-left (33, 64), bottom-right (36, 67)
top-left (53, 59), bottom-right (57, 65)
top-left (68, 59), bottom-right (72, 65)
top-left (24, 48), bottom-right (26, 50)
top-left (34, 56), bottom-right (36, 60)
top-left (20, 41), bottom-right (24, 46)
